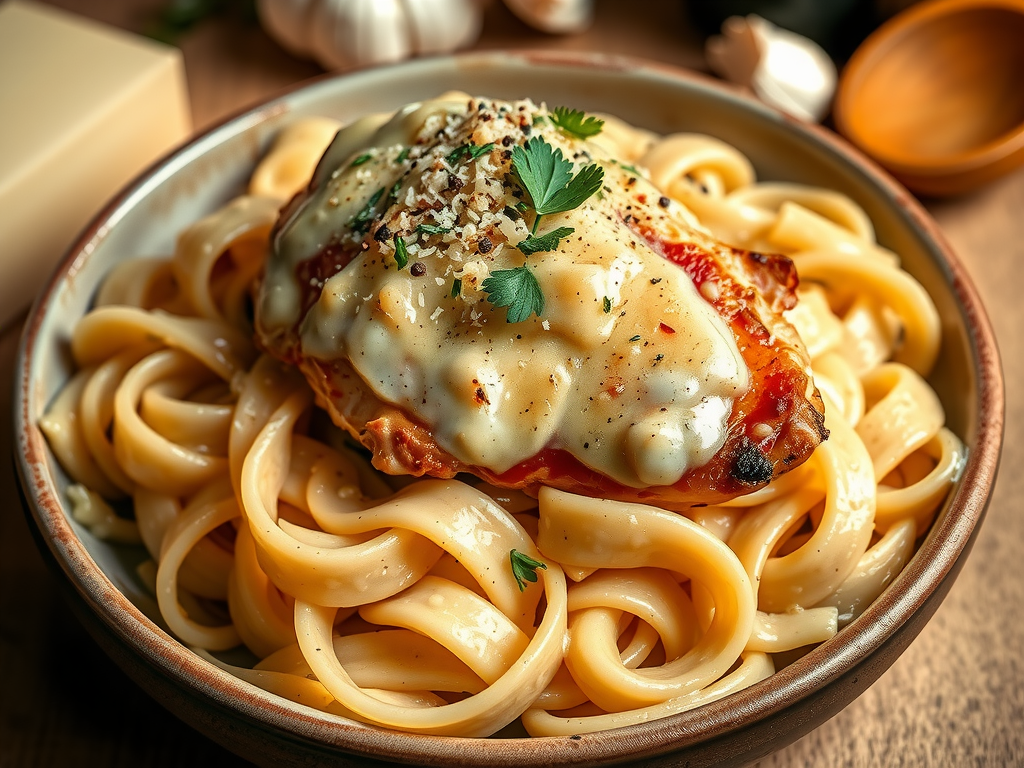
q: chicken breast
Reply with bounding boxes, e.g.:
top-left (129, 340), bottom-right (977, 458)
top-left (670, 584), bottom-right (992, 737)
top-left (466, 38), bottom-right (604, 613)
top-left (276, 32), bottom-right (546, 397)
top-left (254, 96), bottom-right (827, 509)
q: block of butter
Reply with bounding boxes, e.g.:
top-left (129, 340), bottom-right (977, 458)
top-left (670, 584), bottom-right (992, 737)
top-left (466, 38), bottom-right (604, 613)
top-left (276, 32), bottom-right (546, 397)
top-left (0, 0), bottom-right (191, 329)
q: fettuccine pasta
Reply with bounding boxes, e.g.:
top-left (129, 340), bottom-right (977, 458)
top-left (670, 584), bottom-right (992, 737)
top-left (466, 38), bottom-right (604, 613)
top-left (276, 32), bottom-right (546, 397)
top-left (40, 97), bottom-right (963, 738)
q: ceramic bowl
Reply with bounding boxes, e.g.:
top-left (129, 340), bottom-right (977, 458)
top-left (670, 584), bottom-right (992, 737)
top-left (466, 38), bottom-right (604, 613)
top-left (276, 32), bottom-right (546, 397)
top-left (14, 51), bottom-right (1003, 767)
top-left (834, 0), bottom-right (1024, 196)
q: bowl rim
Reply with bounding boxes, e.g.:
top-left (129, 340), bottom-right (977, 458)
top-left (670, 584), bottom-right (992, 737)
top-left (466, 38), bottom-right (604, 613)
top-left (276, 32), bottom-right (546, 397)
top-left (13, 48), bottom-right (1005, 766)
top-left (834, 0), bottom-right (1024, 175)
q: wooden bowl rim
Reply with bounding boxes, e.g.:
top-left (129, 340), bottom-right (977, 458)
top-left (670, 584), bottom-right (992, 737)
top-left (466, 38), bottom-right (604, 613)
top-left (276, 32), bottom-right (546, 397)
top-left (835, 0), bottom-right (1024, 175)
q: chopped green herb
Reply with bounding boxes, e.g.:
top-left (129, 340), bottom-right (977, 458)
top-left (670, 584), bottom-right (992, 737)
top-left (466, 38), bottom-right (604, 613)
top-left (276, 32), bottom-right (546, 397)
top-left (509, 548), bottom-right (547, 591)
top-left (613, 160), bottom-right (645, 178)
top-left (416, 223), bottom-right (452, 236)
top-left (482, 266), bottom-right (544, 323)
top-left (629, 334), bottom-right (642, 342)
top-left (450, 278), bottom-right (462, 298)
top-left (510, 137), bottom-right (604, 231)
top-left (349, 187), bottom-right (385, 233)
top-left (351, 152), bottom-right (373, 167)
top-left (468, 142), bottom-right (496, 159)
top-left (603, 296), bottom-right (612, 313)
top-left (517, 226), bottom-right (575, 255)
top-left (532, 114), bottom-right (547, 126)
top-left (446, 142), bottom-right (496, 165)
top-left (550, 106), bottom-right (605, 139)
top-left (395, 146), bottom-right (411, 163)
top-left (393, 235), bottom-right (409, 269)
top-left (388, 179), bottom-right (403, 203)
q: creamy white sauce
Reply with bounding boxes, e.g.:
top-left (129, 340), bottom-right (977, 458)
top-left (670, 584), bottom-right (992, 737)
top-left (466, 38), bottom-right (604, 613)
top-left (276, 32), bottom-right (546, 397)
top-left (259, 97), bottom-right (750, 488)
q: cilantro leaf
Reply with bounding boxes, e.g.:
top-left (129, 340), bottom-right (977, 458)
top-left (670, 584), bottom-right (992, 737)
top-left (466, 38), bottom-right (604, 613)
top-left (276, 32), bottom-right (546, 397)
top-left (350, 152), bottom-right (373, 167)
top-left (416, 223), bottom-right (451, 236)
top-left (482, 267), bottom-right (544, 323)
top-left (393, 235), bottom-right (409, 269)
top-left (349, 187), bottom-right (385, 233)
top-left (509, 549), bottom-right (547, 591)
top-left (510, 137), bottom-right (604, 218)
top-left (550, 107), bottom-right (604, 139)
top-left (517, 226), bottom-right (575, 255)
top-left (395, 146), bottom-right (411, 163)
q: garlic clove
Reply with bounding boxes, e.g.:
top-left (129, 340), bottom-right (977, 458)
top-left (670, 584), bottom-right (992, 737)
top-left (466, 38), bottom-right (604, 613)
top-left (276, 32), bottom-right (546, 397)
top-left (402, 0), bottom-right (482, 56)
top-left (309, 0), bottom-right (414, 70)
top-left (257, 0), bottom-right (319, 58)
top-left (502, 0), bottom-right (593, 34)
top-left (706, 15), bottom-right (837, 123)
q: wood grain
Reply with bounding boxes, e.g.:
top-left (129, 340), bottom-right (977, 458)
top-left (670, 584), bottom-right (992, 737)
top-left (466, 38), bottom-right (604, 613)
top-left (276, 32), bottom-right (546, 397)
top-left (2, 1), bottom-right (1022, 765)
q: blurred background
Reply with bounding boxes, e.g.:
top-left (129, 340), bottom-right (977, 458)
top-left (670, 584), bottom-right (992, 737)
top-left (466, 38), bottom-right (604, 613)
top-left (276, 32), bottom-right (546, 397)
top-left (1, 1), bottom-right (1022, 766)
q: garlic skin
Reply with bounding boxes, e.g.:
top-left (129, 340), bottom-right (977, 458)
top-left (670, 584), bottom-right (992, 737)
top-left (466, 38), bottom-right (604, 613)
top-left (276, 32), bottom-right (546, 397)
top-left (257, 0), bottom-right (483, 70)
top-left (706, 15), bottom-right (837, 122)
top-left (502, 0), bottom-right (593, 34)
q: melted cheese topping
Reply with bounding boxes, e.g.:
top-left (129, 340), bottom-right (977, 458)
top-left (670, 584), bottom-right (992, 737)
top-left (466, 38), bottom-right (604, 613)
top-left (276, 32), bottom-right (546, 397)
top-left (260, 97), bottom-right (750, 488)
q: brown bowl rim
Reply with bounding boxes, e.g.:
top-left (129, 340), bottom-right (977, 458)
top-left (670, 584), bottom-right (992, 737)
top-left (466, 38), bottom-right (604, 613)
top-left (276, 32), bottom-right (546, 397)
top-left (834, 0), bottom-right (1024, 176)
top-left (13, 49), bottom-right (1005, 766)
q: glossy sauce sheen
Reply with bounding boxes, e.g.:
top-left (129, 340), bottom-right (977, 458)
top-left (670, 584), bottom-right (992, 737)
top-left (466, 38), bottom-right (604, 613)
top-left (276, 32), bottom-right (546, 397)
top-left (256, 96), bottom-right (826, 504)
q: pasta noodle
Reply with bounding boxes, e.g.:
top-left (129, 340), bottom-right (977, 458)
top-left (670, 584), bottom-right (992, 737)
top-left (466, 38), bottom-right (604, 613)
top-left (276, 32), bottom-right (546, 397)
top-left (40, 96), bottom-right (965, 738)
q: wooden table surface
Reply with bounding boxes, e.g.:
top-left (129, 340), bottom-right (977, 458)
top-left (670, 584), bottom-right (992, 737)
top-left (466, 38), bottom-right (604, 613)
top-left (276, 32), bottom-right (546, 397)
top-left (2, 1), bottom-right (1022, 766)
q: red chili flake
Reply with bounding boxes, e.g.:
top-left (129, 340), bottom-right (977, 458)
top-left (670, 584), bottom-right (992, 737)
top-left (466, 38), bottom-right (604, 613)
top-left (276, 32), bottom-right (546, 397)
top-left (659, 322), bottom-right (676, 334)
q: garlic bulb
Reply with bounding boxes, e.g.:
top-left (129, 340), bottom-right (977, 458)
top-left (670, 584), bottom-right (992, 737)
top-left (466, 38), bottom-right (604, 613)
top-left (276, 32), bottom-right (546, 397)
top-left (257, 0), bottom-right (483, 70)
top-left (502, 0), bottom-right (593, 33)
top-left (706, 15), bottom-right (837, 123)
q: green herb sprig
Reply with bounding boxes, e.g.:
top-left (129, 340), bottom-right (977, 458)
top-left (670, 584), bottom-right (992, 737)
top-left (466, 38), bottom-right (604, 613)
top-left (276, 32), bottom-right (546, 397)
top-left (550, 107), bottom-right (605, 139)
top-left (482, 268), bottom-right (544, 324)
top-left (510, 137), bottom-right (604, 234)
top-left (509, 549), bottom-right (547, 592)
top-left (517, 226), bottom-right (575, 256)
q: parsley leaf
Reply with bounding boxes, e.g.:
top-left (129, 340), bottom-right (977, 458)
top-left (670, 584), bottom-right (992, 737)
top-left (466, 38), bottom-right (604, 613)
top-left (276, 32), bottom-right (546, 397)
top-left (350, 152), bottom-right (373, 167)
top-left (542, 163), bottom-right (605, 216)
top-left (393, 235), bottom-right (409, 269)
top-left (510, 137), bottom-right (604, 218)
top-left (349, 187), bottom-right (385, 233)
top-left (550, 106), bottom-right (604, 139)
top-left (416, 223), bottom-right (451, 236)
top-left (482, 267), bottom-right (544, 323)
top-left (450, 278), bottom-right (462, 298)
top-left (509, 549), bottom-right (547, 591)
top-left (517, 226), bottom-right (575, 255)
top-left (603, 296), bottom-right (612, 313)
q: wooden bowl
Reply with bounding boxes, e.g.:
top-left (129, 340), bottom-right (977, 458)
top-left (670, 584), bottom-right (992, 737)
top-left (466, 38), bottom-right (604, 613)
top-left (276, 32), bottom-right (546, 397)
top-left (14, 51), bottom-right (1003, 767)
top-left (834, 0), bottom-right (1024, 196)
